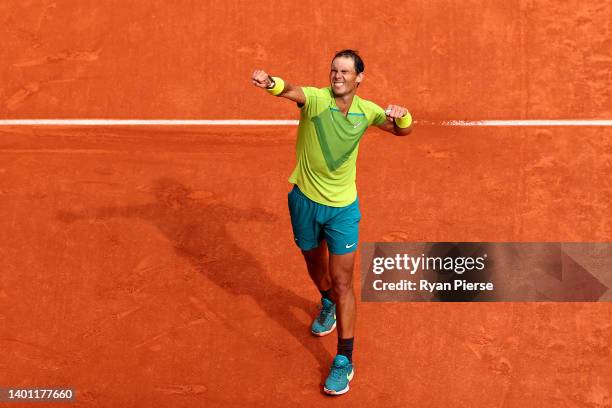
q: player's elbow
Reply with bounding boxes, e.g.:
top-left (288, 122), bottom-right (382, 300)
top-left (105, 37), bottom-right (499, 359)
top-left (278, 84), bottom-right (306, 105)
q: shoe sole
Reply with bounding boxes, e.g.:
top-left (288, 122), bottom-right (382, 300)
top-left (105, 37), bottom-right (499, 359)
top-left (311, 321), bottom-right (336, 337)
top-left (323, 368), bottom-right (354, 396)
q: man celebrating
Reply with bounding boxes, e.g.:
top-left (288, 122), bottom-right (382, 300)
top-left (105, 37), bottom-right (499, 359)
top-left (251, 49), bottom-right (412, 395)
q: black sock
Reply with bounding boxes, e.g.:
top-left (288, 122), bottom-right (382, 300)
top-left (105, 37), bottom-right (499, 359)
top-left (320, 289), bottom-right (332, 302)
top-left (337, 337), bottom-right (354, 363)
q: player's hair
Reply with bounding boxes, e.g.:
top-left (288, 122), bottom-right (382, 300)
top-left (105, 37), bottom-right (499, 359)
top-left (332, 49), bottom-right (364, 74)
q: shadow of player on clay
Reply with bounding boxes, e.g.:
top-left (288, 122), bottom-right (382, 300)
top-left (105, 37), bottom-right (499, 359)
top-left (57, 177), bottom-right (331, 373)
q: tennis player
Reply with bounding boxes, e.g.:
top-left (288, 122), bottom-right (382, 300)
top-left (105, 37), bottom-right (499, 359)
top-left (251, 49), bottom-right (412, 395)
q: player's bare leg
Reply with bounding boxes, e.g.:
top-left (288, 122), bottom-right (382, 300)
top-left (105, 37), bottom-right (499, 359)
top-left (302, 241), bottom-right (337, 336)
top-left (301, 241), bottom-right (331, 292)
top-left (328, 251), bottom-right (356, 338)
top-left (323, 250), bottom-right (356, 395)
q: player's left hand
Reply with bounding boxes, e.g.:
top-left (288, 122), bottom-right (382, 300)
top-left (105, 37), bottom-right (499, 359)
top-left (384, 105), bottom-right (408, 120)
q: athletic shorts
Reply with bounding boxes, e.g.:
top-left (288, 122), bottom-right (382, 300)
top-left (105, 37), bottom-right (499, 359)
top-left (287, 184), bottom-right (361, 255)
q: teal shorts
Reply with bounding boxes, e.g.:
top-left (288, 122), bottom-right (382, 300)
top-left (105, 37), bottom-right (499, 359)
top-left (287, 184), bottom-right (361, 255)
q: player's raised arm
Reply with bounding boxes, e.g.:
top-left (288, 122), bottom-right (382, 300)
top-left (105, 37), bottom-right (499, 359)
top-left (251, 69), bottom-right (306, 105)
top-left (377, 104), bottom-right (413, 136)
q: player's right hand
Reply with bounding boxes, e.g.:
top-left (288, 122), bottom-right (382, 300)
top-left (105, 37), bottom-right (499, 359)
top-left (252, 69), bottom-right (273, 88)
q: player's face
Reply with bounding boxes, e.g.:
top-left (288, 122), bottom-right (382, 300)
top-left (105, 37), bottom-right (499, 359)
top-left (329, 57), bottom-right (363, 97)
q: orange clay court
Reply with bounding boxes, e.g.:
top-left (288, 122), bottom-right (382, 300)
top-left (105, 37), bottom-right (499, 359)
top-left (0, 1), bottom-right (611, 407)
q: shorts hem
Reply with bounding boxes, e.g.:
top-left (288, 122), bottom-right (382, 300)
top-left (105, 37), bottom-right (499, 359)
top-left (295, 240), bottom-right (322, 252)
top-left (328, 244), bottom-right (359, 255)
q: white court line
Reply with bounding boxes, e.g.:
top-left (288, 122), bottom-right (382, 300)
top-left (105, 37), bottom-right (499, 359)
top-left (441, 120), bottom-right (612, 126)
top-left (0, 119), bottom-right (611, 126)
top-left (0, 119), bottom-right (299, 126)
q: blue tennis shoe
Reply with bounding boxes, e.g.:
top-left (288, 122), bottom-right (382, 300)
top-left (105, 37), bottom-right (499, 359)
top-left (323, 355), bottom-right (354, 395)
top-left (311, 297), bottom-right (336, 336)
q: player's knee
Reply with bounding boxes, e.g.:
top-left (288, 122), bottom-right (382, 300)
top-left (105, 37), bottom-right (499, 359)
top-left (332, 280), bottom-right (354, 299)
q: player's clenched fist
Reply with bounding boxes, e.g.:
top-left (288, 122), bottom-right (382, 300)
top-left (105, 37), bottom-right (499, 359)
top-left (252, 70), bottom-right (273, 88)
top-left (384, 105), bottom-right (409, 120)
